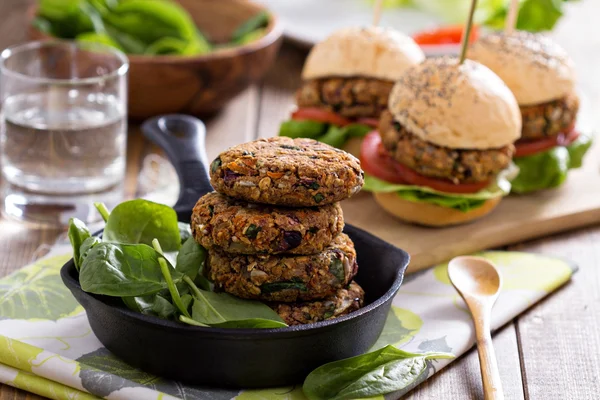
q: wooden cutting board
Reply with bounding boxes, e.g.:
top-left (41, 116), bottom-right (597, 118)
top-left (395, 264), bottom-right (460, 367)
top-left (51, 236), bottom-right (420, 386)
top-left (342, 137), bottom-right (600, 273)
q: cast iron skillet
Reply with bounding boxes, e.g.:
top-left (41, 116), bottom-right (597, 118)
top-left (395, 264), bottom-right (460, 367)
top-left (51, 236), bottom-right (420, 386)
top-left (61, 115), bottom-right (410, 388)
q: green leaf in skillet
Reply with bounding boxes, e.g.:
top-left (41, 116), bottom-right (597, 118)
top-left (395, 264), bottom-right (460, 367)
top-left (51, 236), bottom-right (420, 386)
top-left (68, 218), bottom-right (91, 271)
top-left (279, 120), bottom-right (328, 139)
top-left (103, 199), bottom-right (181, 251)
top-left (79, 242), bottom-right (183, 297)
top-left (178, 222), bottom-right (193, 244)
top-left (176, 237), bottom-right (209, 288)
top-left (78, 236), bottom-right (101, 267)
top-left (154, 239), bottom-right (191, 318)
top-left (302, 345), bottom-right (454, 400)
top-left (190, 288), bottom-right (287, 328)
top-left (231, 11), bottom-right (269, 43)
top-left (152, 294), bottom-right (178, 318)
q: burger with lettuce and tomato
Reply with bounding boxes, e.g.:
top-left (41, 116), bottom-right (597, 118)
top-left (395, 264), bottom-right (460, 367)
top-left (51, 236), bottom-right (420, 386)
top-left (361, 57), bottom-right (522, 227)
top-left (470, 31), bottom-right (592, 194)
top-left (279, 26), bottom-right (425, 157)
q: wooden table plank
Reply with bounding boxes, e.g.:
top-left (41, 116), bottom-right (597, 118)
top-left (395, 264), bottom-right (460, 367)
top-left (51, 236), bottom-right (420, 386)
top-left (510, 227), bottom-right (600, 400)
top-left (406, 324), bottom-right (525, 400)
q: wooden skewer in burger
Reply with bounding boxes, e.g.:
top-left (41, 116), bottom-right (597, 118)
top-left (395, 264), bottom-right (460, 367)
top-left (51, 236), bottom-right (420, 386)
top-left (361, 0), bottom-right (523, 227)
top-left (278, 0), bottom-right (424, 157)
top-left (469, 0), bottom-right (591, 194)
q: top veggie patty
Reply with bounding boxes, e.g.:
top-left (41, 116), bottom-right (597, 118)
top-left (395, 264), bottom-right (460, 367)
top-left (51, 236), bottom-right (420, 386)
top-left (210, 137), bottom-right (364, 206)
top-left (296, 77), bottom-right (394, 119)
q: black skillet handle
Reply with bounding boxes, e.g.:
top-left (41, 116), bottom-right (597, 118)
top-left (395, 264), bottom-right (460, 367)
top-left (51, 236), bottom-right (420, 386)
top-left (141, 114), bottom-right (213, 221)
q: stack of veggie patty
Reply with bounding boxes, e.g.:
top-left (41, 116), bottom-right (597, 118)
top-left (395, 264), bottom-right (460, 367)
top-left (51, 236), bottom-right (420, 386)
top-left (192, 137), bottom-right (365, 325)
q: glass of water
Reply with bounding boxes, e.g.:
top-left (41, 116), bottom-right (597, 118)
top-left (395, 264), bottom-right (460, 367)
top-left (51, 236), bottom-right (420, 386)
top-left (0, 40), bottom-right (128, 225)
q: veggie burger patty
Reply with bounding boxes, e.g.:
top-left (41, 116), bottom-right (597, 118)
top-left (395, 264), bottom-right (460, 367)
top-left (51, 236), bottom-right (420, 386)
top-left (520, 92), bottom-right (579, 140)
top-left (270, 281), bottom-right (364, 326)
top-left (210, 137), bottom-right (364, 207)
top-left (296, 77), bottom-right (394, 119)
top-left (191, 192), bottom-right (344, 255)
top-left (379, 110), bottom-right (514, 183)
top-left (207, 233), bottom-right (358, 302)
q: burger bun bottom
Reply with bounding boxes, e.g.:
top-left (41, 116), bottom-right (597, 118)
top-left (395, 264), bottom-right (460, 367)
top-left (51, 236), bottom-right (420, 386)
top-left (373, 192), bottom-right (502, 227)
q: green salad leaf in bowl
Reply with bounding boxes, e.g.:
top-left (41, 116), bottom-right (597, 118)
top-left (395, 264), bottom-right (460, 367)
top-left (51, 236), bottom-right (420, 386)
top-left (34, 0), bottom-right (271, 56)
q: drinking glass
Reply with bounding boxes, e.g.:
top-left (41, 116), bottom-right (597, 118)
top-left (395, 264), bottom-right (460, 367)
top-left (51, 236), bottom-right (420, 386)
top-left (0, 40), bottom-right (129, 225)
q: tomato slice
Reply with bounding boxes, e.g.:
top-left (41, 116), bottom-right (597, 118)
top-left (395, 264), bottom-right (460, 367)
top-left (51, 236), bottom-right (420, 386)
top-left (356, 118), bottom-right (380, 128)
top-left (515, 128), bottom-right (580, 157)
top-left (292, 108), bottom-right (351, 127)
top-left (360, 131), bottom-right (409, 184)
top-left (360, 131), bottom-right (492, 194)
top-left (413, 25), bottom-right (479, 46)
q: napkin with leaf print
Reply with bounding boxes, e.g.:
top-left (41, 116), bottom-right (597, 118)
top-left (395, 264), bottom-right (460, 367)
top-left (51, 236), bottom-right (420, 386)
top-left (0, 244), bottom-right (575, 400)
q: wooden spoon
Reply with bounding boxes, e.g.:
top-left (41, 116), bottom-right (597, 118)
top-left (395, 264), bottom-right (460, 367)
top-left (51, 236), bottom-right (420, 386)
top-left (448, 256), bottom-right (504, 400)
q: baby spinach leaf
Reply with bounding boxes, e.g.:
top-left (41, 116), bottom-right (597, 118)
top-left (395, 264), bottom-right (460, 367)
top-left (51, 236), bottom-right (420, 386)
top-left (152, 294), bottom-right (177, 319)
top-left (190, 289), bottom-right (286, 328)
top-left (78, 236), bottom-right (101, 267)
top-left (122, 293), bottom-right (181, 320)
top-left (153, 239), bottom-right (190, 318)
top-left (103, 199), bottom-right (181, 251)
top-left (79, 242), bottom-right (182, 297)
top-left (68, 218), bottom-right (91, 271)
top-left (261, 281), bottom-right (307, 293)
top-left (178, 222), bottom-right (193, 244)
top-left (303, 345), bottom-right (453, 400)
top-left (176, 237), bottom-right (207, 283)
top-left (279, 120), bottom-right (327, 139)
top-left (232, 11), bottom-right (269, 43)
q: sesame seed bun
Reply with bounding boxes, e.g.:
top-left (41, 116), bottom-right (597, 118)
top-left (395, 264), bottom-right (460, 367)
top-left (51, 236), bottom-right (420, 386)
top-left (373, 192), bottom-right (502, 227)
top-left (469, 31), bottom-right (576, 106)
top-left (301, 26), bottom-right (425, 81)
top-left (388, 57), bottom-right (521, 150)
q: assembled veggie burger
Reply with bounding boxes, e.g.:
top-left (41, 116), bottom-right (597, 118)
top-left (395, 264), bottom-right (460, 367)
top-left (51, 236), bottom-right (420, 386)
top-left (470, 31), bottom-right (592, 193)
top-left (362, 57), bottom-right (521, 226)
top-left (279, 26), bottom-right (425, 157)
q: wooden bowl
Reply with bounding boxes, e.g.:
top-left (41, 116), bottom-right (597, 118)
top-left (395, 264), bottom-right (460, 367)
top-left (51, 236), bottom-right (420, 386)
top-left (28, 0), bottom-right (283, 119)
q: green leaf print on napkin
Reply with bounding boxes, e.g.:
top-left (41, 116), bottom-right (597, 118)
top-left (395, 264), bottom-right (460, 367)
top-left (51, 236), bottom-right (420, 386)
top-left (433, 251), bottom-right (575, 293)
top-left (371, 306), bottom-right (423, 351)
top-left (0, 254), bottom-right (81, 320)
top-left (77, 348), bottom-right (240, 399)
top-left (236, 386), bottom-right (306, 399)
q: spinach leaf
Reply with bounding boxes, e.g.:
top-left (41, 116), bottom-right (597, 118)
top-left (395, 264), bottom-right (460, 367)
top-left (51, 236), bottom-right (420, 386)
top-left (123, 293), bottom-right (181, 319)
top-left (176, 237), bottom-right (207, 283)
top-left (78, 236), bottom-right (101, 267)
top-left (68, 218), bottom-right (91, 271)
top-left (190, 287), bottom-right (286, 329)
top-left (103, 199), bottom-right (181, 251)
top-left (303, 345), bottom-right (453, 400)
top-left (152, 294), bottom-right (177, 318)
top-left (279, 120), bottom-right (327, 139)
top-left (79, 242), bottom-right (182, 297)
top-left (319, 125), bottom-right (348, 148)
top-left (178, 222), bottom-right (193, 244)
top-left (231, 11), bottom-right (269, 43)
top-left (261, 281), bottom-right (307, 293)
top-left (153, 239), bottom-right (190, 318)
top-left (122, 295), bottom-right (155, 314)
